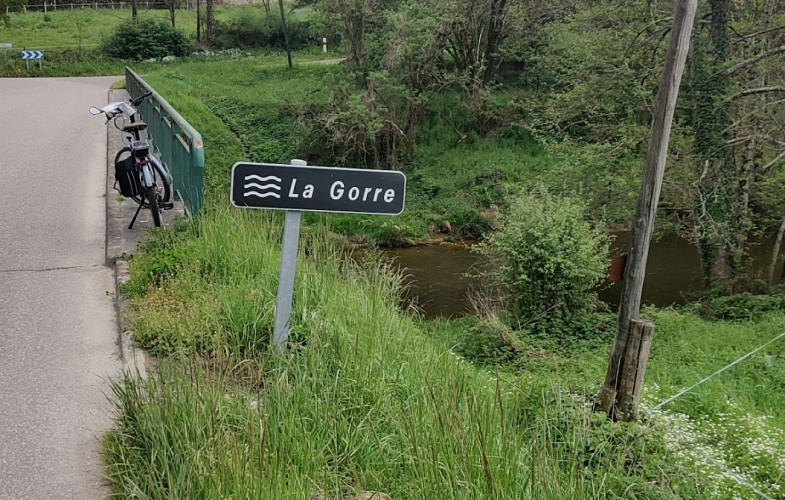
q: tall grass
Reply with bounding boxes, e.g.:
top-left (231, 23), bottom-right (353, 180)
top-left (108, 206), bottom-right (768, 498)
top-left (106, 58), bottom-right (785, 498)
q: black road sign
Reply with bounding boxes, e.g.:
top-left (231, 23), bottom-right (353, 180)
top-left (231, 162), bottom-right (406, 215)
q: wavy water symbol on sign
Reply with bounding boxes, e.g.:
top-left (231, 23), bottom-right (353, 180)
top-left (244, 175), bottom-right (282, 199)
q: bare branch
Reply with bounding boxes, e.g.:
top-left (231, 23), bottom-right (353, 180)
top-left (733, 25), bottom-right (785, 45)
top-left (716, 86), bottom-right (785, 110)
top-left (762, 150), bottom-right (785, 174)
top-left (724, 45), bottom-right (785, 76)
top-left (623, 17), bottom-right (673, 58)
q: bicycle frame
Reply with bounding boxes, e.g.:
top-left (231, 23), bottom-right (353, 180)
top-left (96, 92), bottom-right (171, 229)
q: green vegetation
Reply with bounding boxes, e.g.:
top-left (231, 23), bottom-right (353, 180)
top-left (7, 0), bottom-right (780, 497)
top-left (104, 48), bottom-right (785, 498)
top-left (474, 189), bottom-right (611, 325)
top-left (108, 204), bottom-right (785, 497)
top-left (101, 19), bottom-right (189, 60)
top-left (0, 4), bottom-right (330, 76)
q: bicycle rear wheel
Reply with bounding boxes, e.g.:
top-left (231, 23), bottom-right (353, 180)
top-left (146, 185), bottom-right (162, 227)
top-left (115, 148), bottom-right (171, 207)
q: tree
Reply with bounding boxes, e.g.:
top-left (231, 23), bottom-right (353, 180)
top-left (0, 0), bottom-right (25, 25)
top-left (277, 0), bottom-right (292, 67)
top-left (163, 0), bottom-right (183, 28)
top-left (687, 0), bottom-right (785, 289)
top-left (206, 0), bottom-right (214, 42)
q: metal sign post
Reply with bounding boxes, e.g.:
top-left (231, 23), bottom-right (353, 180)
top-left (0, 43), bottom-right (11, 62)
top-left (231, 159), bottom-right (407, 350)
top-left (21, 50), bottom-right (44, 70)
top-left (272, 160), bottom-right (305, 349)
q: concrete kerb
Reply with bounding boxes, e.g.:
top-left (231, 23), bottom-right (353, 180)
top-left (105, 87), bottom-right (186, 375)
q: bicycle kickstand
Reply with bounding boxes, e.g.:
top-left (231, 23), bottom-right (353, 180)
top-left (129, 200), bottom-right (144, 229)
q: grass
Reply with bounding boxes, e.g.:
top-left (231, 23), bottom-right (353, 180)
top-left (107, 205), bottom-right (785, 498)
top-left (100, 53), bottom-right (785, 499)
top-left (0, 4), bottom-right (334, 76)
top-left (136, 58), bottom-right (636, 246)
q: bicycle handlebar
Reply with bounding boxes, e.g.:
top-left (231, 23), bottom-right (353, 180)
top-left (129, 91), bottom-right (153, 108)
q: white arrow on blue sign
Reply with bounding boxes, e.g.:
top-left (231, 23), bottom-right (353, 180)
top-left (21, 50), bottom-right (43, 60)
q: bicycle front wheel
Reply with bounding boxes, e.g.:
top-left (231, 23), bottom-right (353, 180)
top-left (146, 185), bottom-right (162, 227)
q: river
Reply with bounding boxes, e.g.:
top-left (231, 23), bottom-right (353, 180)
top-left (381, 233), bottom-right (784, 318)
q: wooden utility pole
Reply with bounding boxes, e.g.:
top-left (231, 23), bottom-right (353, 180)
top-left (598, 0), bottom-right (697, 420)
top-left (278, 0), bottom-right (292, 69)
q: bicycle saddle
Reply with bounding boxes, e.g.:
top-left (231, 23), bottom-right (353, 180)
top-left (123, 122), bottom-right (148, 133)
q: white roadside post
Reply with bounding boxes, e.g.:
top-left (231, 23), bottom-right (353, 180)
top-left (272, 159), bottom-right (305, 350)
top-left (322, 37), bottom-right (327, 53)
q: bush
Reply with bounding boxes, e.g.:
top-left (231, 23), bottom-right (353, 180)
top-left (456, 316), bottom-right (528, 366)
top-left (211, 15), bottom-right (334, 50)
top-left (102, 20), bottom-right (190, 61)
top-left (700, 286), bottom-right (785, 321)
top-left (475, 188), bottom-right (610, 324)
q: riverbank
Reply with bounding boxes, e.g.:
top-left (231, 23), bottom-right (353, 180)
top-left (110, 204), bottom-right (785, 498)
top-left (101, 53), bottom-right (785, 497)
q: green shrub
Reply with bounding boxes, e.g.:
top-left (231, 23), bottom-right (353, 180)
top-left (700, 286), bottom-right (785, 321)
top-left (211, 15), bottom-right (333, 50)
top-left (475, 188), bottom-right (610, 324)
top-left (455, 316), bottom-right (527, 366)
top-left (101, 20), bottom-right (190, 61)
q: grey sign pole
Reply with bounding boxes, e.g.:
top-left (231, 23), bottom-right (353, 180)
top-left (272, 159), bottom-right (306, 349)
top-left (231, 159), bottom-right (406, 350)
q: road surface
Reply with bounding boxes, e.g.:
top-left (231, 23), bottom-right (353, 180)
top-left (0, 77), bottom-right (120, 499)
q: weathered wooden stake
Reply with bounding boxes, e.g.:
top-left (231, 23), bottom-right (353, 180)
top-left (616, 320), bottom-right (654, 421)
top-left (598, 0), bottom-right (697, 419)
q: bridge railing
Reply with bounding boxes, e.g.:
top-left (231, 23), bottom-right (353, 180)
top-left (125, 66), bottom-right (204, 215)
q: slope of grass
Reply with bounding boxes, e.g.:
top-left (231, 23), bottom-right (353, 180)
top-left (102, 56), bottom-right (785, 498)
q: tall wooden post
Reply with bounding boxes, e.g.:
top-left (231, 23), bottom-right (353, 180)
top-left (598, 0), bottom-right (697, 419)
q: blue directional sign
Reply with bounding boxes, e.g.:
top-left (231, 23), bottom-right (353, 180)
top-left (21, 50), bottom-right (43, 60)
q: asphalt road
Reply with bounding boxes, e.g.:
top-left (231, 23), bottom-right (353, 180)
top-left (0, 77), bottom-right (120, 499)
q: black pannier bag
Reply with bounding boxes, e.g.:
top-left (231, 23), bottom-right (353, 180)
top-left (114, 156), bottom-right (141, 197)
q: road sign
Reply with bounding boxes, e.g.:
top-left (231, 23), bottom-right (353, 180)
top-left (0, 43), bottom-right (12, 49)
top-left (231, 162), bottom-right (406, 215)
top-left (21, 50), bottom-right (44, 60)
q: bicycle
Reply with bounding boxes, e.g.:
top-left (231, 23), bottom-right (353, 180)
top-left (90, 91), bottom-right (172, 229)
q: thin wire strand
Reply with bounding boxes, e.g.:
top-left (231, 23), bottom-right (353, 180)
top-left (692, 448), bottom-right (773, 499)
top-left (642, 330), bottom-right (785, 499)
top-left (645, 330), bottom-right (785, 415)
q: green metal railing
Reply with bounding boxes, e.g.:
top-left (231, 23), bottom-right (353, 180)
top-left (125, 67), bottom-right (204, 215)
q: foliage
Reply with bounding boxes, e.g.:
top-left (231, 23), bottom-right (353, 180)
top-left (101, 19), bottom-right (189, 60)
top-left (455, 315), bottom-right (527, 366)
top-left (211, 11), bottom-right (333, 50)
top-left (475, 188), bottom-right (611, 324)
top-left (700, 285), bottom-right (785, 321)
top-left (0, 0), bottom-right (25, 25)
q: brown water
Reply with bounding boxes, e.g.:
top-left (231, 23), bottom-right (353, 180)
top-left (382, 233), bottom-right (784, 318)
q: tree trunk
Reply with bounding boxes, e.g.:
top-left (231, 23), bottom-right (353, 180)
top-left (736, 137), bottom-right (754, 256)
top-left (598, 0), bottom-right (697, 419)
top-left (205, 0), bottom-right (213, 42)
top-left (278, 0), bottom-right (292, 69)
top-left (691, 0), bottom-right (736, 287)
top-left (130, 0), bottom-right (137, 22)
top-left (481, 0), bottom-right (507, 85)
top-left (196, 0), bottom-right (201, 42)
top-left (767, 216), bottom-right (785, 287)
